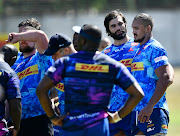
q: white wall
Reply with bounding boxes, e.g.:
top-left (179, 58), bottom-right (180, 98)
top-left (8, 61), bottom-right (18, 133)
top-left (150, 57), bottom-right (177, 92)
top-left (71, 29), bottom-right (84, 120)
top-left (1, 10), bottom-right (179, 65)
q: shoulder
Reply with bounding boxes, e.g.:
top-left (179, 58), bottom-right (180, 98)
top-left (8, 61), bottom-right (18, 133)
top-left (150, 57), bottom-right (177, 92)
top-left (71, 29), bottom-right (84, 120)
top-left (101, 44), bottom-right (113, 54)
top-left (147, 38), bottom-right (165, 50)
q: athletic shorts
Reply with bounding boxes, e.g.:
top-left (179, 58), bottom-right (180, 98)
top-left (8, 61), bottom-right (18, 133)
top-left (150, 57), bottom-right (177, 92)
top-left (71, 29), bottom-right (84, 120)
top-left (131, 108), bottom-right (169, 136)
top-left (61, 118), bottom-right (109, 136)
top-left (17, 114), bottom-right (54, 136)
top-left (109, 112), bottom-right (132, 136)
top-left (53, 125), bottom-right (63, 136)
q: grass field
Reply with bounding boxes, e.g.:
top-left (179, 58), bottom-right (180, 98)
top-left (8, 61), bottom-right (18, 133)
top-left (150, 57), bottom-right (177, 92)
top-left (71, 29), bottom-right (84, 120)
top-left (166, 67), bottom-right (180, 136)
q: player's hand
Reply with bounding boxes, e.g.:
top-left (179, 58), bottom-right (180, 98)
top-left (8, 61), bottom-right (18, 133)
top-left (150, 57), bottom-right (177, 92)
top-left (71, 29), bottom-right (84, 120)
top-left (51, 97), bottom-right (60, 115)
top-left (107, 112), bottom-right (116, 123)
top-left (138, 105), bottom-right (153, 123)
top-left (51, 113), bottom-right (68, 126)
top-left (6, 33), bottom-right (19, 44)
top-left (8, 126), bottom-right (18, 136)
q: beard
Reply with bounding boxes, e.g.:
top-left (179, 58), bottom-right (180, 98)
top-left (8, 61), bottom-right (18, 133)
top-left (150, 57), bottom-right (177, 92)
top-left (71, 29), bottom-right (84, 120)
top-left (134, 35), bottom-right (145, 43)
top-left (109, 30), bottom-right (127, 40)
top-left (20, 45), bottom-right (35, 53)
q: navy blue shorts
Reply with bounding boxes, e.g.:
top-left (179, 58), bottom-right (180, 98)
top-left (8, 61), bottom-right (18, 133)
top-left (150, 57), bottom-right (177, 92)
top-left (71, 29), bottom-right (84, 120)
top-left (109, 112), bottom-right (132, 136)
top-left (53, 125), bottom-right (63, 136)
top-left (61, 118), bottom-right (109, 136)
top-left (131, 108), bottom-right (169, 136)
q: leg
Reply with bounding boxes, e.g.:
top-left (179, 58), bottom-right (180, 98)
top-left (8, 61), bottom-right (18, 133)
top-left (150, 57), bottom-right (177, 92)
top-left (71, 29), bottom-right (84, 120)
top-left (114, 130), bottom-right (126, 136)
top-left (135, 131), bottom-right (145, 135)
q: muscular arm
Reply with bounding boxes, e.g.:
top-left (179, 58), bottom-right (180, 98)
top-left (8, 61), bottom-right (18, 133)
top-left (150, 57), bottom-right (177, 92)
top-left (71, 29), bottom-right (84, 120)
top-left (108, 81), bottom-right (144, 123)
top-left (36, 75), bottom-right (67, 126)
top-left (138, 64), bottom-right (174, 122)
top-left (148, 64), bottom-right (174, 107)
top-left (8, 98), bottom-right (21, 132)
top-left (118, 81), bottom-right (144, 118)
top-left (6, 30), bottom-right (49, 54)
top-left (36, 75), bottom-right (55, 118)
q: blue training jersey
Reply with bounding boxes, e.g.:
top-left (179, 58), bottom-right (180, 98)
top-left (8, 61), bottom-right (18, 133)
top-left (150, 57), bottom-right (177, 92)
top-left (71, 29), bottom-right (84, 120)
top-left (15, 52), bottom-right (53, 119)
top-left (102, 38), bottom-right (139, 112)
top-left (55, 81), bottom-right (65, 115)
top-left (0, 60), bottom-right (21, 119)
top-left (131, 38), bottom-right (169, 111)
top-left (11, 52), bottom-right (23, 70)
top-left (46, 51), bottom-right (136, 131)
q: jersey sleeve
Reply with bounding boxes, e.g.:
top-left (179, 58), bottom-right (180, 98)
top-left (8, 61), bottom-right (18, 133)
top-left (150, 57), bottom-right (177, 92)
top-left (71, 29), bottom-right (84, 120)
top-left (146, 44), bottom-right (169, 70)
top-left (6, 72), bottom-right (21, 100)
top-left (36, 52), bottom-right (53, 71)
top-left (46, 58), bottom-right (65, 85)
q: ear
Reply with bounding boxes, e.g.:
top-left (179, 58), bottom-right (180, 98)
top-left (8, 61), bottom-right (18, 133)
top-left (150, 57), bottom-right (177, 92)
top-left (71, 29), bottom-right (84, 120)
top-left (81, 38), bottom-right (85, 45)
top-left (64, 47), bottom-right (69, 55)
top-left (8, 56), bottom-right (17, 66)
top-left (146, 25), bottom-right (151, 33)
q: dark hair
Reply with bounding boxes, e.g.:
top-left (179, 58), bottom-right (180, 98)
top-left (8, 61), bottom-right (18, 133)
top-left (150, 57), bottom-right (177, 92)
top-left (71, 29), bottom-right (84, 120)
top-left (133, 13), bottom-right (154, 30)
top-left (104, 10), bottom-right (127, 35)
top-left (18, 18), bottom-right (41, 30)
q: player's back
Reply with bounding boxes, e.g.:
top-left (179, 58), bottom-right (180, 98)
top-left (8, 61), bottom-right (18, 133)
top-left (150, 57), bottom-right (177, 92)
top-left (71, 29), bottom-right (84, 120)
top-left (47, 51), bottom-right (136, 131)
top-left (53, 51), bottom-right (135, 114)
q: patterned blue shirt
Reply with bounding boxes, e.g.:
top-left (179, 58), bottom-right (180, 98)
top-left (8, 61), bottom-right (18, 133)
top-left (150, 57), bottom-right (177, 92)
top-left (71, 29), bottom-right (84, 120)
top-left (102, 38), bottom-right (139, 112)
top-left (54, 81), bottom-right (65, 115)
top-left (0, 60), bottom-right (21, 119)
top-left (11, 52), bottom-right (23, 70)
top-left (46, 51), bottom-right (136, 131)
top-left (131, 38), bottom-right (169, 111)
top-left (15, 52), bottom-right (53, 119)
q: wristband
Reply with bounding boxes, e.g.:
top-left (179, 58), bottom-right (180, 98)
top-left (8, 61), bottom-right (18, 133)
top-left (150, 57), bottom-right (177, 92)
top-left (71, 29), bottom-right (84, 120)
top-left (48, 114), bottom-right (57, 120)
top-left (113, 111), bottom-right (122, 123)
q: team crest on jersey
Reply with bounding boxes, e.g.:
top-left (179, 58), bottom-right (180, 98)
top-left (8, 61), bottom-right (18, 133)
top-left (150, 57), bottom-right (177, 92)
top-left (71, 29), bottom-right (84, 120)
top-left (128, 47), bottom-right (134, 52)
top-left (55, 82), bottom-right (64, 92)
top-left (131, 62), bottom-right (144, 71)
top-left (75, 63), bottom-right (109, 73)
top-left (17, 65), bottom-right (39, 80)
top-left (120, 59), bottom-right (133, 67)
top-left (104, 48), bottom-right (111, 54)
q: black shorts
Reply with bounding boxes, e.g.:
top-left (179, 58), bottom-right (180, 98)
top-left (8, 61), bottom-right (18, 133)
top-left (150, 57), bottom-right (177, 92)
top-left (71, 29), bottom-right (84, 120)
top-left (17, 114), bottom-right (54, 136)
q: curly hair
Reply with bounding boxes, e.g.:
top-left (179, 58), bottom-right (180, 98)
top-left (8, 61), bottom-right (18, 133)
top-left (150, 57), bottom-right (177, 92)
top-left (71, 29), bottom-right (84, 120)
top-left (104, 10), bottom-right (127, 36)
top-left (18, 18), bottom-right (41, 30)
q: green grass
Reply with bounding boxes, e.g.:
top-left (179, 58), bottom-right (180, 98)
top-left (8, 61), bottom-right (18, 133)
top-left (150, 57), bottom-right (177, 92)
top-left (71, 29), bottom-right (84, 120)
top-left (166, 67), bottom-right (180, 136)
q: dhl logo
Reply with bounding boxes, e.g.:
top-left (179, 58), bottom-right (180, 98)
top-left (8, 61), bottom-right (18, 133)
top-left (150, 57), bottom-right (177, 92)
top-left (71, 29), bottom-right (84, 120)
top-left (55, 82), bottom-right (64, 92)
top-left (0, 72), bottom-right (2, 76)
top-left (75, 63), bottom-right (109, 73)
top-left (131, 62), bottom-right (144, 71)
top-left (17, 65), bottom-right (38, 80)
top-left (120, 59), bottom-right (133, 67)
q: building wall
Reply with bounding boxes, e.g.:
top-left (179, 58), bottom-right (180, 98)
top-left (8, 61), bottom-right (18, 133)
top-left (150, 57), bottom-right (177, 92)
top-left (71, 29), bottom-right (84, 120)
top-left (0, 10), bottom-right (179, 65)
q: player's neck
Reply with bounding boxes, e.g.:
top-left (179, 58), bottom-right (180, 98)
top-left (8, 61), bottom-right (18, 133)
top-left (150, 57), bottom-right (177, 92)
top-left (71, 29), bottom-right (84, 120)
top-left (23, 50), bottom-right (36, 58)
top-left (113, 35), bottom-right (130, 46)
top-left (140, 34), bottom-right (152, 46)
